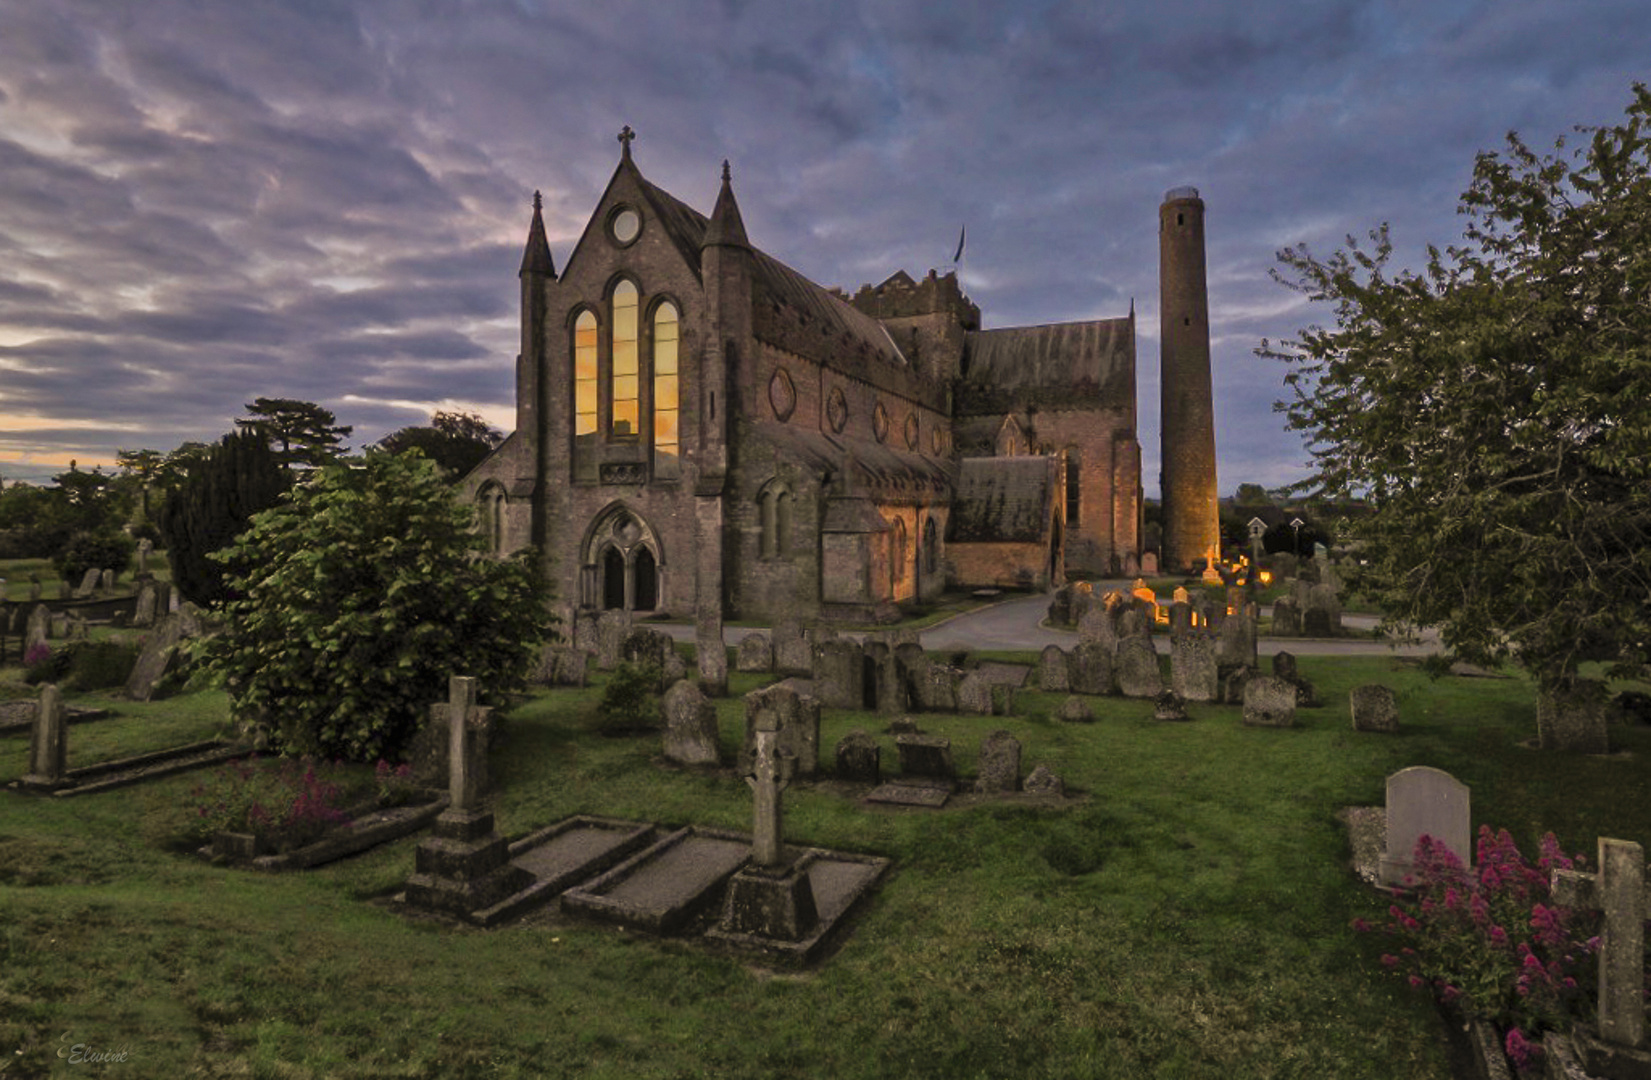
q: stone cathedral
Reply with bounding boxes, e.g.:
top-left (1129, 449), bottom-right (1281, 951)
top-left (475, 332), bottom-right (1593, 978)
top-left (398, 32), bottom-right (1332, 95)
top-left (461, 130), bottom-right (1217, 626)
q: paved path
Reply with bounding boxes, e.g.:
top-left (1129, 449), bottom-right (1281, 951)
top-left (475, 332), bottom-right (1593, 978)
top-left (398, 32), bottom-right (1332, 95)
top-left (663, 586), bottom-right (1440, 657)
top-left (918, 590), bottom-right (1439, 656)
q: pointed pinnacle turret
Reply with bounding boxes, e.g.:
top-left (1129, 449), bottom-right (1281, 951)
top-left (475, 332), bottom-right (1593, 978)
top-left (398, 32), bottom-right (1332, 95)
top-left (519, 189), bottom-right (555, 278)
top-left (702, 159), bottom-right (750, 250)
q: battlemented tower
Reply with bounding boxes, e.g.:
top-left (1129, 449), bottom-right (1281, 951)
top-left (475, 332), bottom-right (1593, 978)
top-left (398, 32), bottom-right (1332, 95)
top-left (1158, 186), bottom-right (1219, 573)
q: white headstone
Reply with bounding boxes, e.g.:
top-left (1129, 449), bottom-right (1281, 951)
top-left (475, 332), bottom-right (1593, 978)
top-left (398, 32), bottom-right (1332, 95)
top-left (1379, 766), bottom-right (1471, 888)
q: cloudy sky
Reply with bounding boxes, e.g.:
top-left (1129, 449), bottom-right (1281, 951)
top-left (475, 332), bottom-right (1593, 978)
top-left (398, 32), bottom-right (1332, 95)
top-left (1, 0), bottom-right (1645, 493)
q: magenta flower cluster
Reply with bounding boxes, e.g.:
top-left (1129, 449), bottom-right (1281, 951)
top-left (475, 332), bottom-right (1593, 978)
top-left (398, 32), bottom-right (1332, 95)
top-left (188, 754), bottom-right (353, 851)
top-left (1356, 826), bottom-right (1600, 1072)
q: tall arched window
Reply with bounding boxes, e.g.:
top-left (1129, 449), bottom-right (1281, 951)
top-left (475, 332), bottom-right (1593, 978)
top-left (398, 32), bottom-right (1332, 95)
top-left (653, 302), bottom-right (679, 478)
top-left (890, 517), bottom-right (907, 597)
top-left (611, 280), bottom-right (639, 437)
top-left (1065, 446), bottom-right (1081, 526)
top-left (759, 481), bottom-right (794, 559)
top-left (923, 516), bottom-right (938, 575)
top-left (574, 311), bottom-right (598, 439)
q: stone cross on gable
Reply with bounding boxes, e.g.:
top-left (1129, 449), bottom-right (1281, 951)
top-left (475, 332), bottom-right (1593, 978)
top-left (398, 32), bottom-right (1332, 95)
top-left (618, 125), bottom-right (635, 154)
top-left (1552, 837), bottom-right (1651, 1054)
top-left (746, 705), bottom-right (796, 868)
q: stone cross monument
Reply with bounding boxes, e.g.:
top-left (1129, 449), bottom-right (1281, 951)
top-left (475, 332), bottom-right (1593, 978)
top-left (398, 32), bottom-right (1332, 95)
top-left (1551, 837), bottom-right (1651, 1074)
top-left (746, 707), bottom-right (795, 868)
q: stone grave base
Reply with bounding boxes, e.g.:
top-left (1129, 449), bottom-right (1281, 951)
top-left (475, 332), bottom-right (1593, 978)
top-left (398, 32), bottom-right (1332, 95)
top-left (1561, 1027), bottom-right (1651, 1080)
top-left (405, 809), bottom-right (534, 919)
top-left (562, 826), bottom-right (753, 934)
top-left (470, 815), bottom-right (658, 927)
top-left (205, 795), bottom-right (449, 871)
top-left (10, 739), bottom-right (247, 797)
top-left (864, 781), bottom-right (952, 808)
top-left (705, 849), bottom-right (890, 967)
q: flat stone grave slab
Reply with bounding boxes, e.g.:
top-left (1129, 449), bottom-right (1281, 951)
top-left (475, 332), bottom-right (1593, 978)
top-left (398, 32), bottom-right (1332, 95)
top-left (10, 740), bottom-right (248, 798)
top-left (704, 848), bottom-right (890, 966)
top-left (471, 816), bottom-right (657, 927)
top-left (974, 662), bottom-right (1033, 688)
top-left (864, 781), bottom-right (951, 808)
top-left (562, 826), bottom-right (751, 934)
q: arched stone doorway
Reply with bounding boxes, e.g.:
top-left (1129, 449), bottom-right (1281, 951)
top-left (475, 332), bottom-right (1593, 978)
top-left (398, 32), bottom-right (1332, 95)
top-left (580, 503), bottom-right (666, 612)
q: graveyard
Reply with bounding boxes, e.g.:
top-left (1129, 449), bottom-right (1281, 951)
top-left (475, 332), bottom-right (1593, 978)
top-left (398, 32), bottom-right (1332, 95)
top-left (4, 601), bottom-right (1651, 1078)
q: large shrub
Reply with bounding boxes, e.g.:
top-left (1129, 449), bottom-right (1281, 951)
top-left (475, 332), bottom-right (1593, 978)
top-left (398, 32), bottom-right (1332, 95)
top-left (195, 451), bottom-right (553, 763)
top-left (158, 430), bottom-right (292, 608)
top-left (52, 529), bottom-right (133, 586)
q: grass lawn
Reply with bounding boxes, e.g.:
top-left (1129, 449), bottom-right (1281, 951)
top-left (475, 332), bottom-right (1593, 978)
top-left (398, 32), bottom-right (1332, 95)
top-left (2, 654), bottom-right (1647, 1078)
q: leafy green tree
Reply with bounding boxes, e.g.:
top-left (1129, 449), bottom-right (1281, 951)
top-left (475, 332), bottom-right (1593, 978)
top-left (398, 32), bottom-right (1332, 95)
top-left (1233, 483), bottom-right (1274, 506)
top-left (377, 409), bottom-right (504, 480)
top-left (116, 448), bottom-right (165, 521)
top-left (196, 451), bottom-right (554, 763)
top-left (52, 530), bottom-right (133, 585)
top-left (158, 431), bottom-right (293, 607)
top-left (236, 397), bottom-right (353, 469)
top-left (1260, 84), bottom-right (1651, 693)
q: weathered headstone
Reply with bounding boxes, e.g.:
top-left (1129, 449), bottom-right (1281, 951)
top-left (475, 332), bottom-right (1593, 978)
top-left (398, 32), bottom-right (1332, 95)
top-left (835, 730), bottom-right (880, 783)
top-left (1168, 600), bottom-right (1193, 638)
top-left (572, 609), bottom-right (600, 655)
top-left (1115, 636), bottom-right (1163, 698)
top-left (72, 568), bottom-right (100, 599)
top-left (1170, 634), bottom-right (1218, 703)
top-left (696, 612), bottom-right (727, 695)
top-left (1271, 597), bottom-right (1302, 637)
top-left (740, 681), bottom-right (820, 778)
top-left (595, 610), bottom-right (631, 670)
top-left (532, 645), bottom-right (589, 687)
top-left (1153, 690), bottom-right (1189, 722)
top-left (136, 537), bottom-right (153, 577)
top-left (893, 643), bottom-right (928, 708)
top-left (1116, 607), bottom-right (1150, 641)
top-left (1551, 838), bottom-right (1651, 1071)
top-left (771, 620), bottom-right (812, 676)
top-left (622, 626), bottom-right (676, 673)
top-left (1217, 612), bottom-right (1258, 669)
top-left (735, 632), bottom-right (774, 673)
top-left (661, 679), bottom-right (721, 765)
top-left (918, 663), bottom-right (960, 713)
top-left (956, 670), bottom-right (995, 715)
top-left (1241, 675), bottom-right (1296, 728)
top-left (22, 684), bottom-right (67, 789)
top-left (990, 683), bottom-right (1017, 717)
top-left (810, 639), bottom-right (866, 710)
top-left (124, 612), bottom-right (187, 701)
top-left (1379, 766), bottom-right (1470, 888)
top-left (1351, 684), bottom-right (1399, 733)
top-left (1038, 645), bottom-right (1070, 692)
top-left (1078, 607), bottom-right (1117, 652)
top-left (99, 568), bottom-right (114, 593)
top-left (1067, 640), bottom-right (1115, 696)
top-left (1140, 551), bottom-right (1158, 574)
top-left (975, 730), bottom-right (1021, 794)
top-left (133, 581), bottom-right (159, 628)
top-left (865, 641), bottom-right (905, 716)
top-left (1219, 664), bottom-right (1256, 706)
top-left (1023, 763), bottom-right (1064, 796)
top-left (28, 576), bottom-right (42, 602)
top-left (25, 603), bottom-right (49, 656)
top-left (895, 733), bottom-right (955, 784)
top-left (1272, 651), bottom-right (1300, 683)
top-left (1537, 679), bottom-right (1609, 754)
top-left (1056, 695), bottom-right (1095, 724)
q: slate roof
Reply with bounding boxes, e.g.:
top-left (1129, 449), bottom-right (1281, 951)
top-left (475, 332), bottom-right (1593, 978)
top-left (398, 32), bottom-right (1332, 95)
top-left (634, 172), bottom-right (909, 377)
top-left (945, 457), bottom-right (1056, 544)
top-left (755, 422), bottom-right (952, 498)
top-left (957, 317), bottom-right (1134, 415)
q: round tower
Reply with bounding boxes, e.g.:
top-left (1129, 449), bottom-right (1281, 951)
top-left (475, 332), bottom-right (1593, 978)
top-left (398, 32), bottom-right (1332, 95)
top-left (1158, 186), bottom-right (1219, 574)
